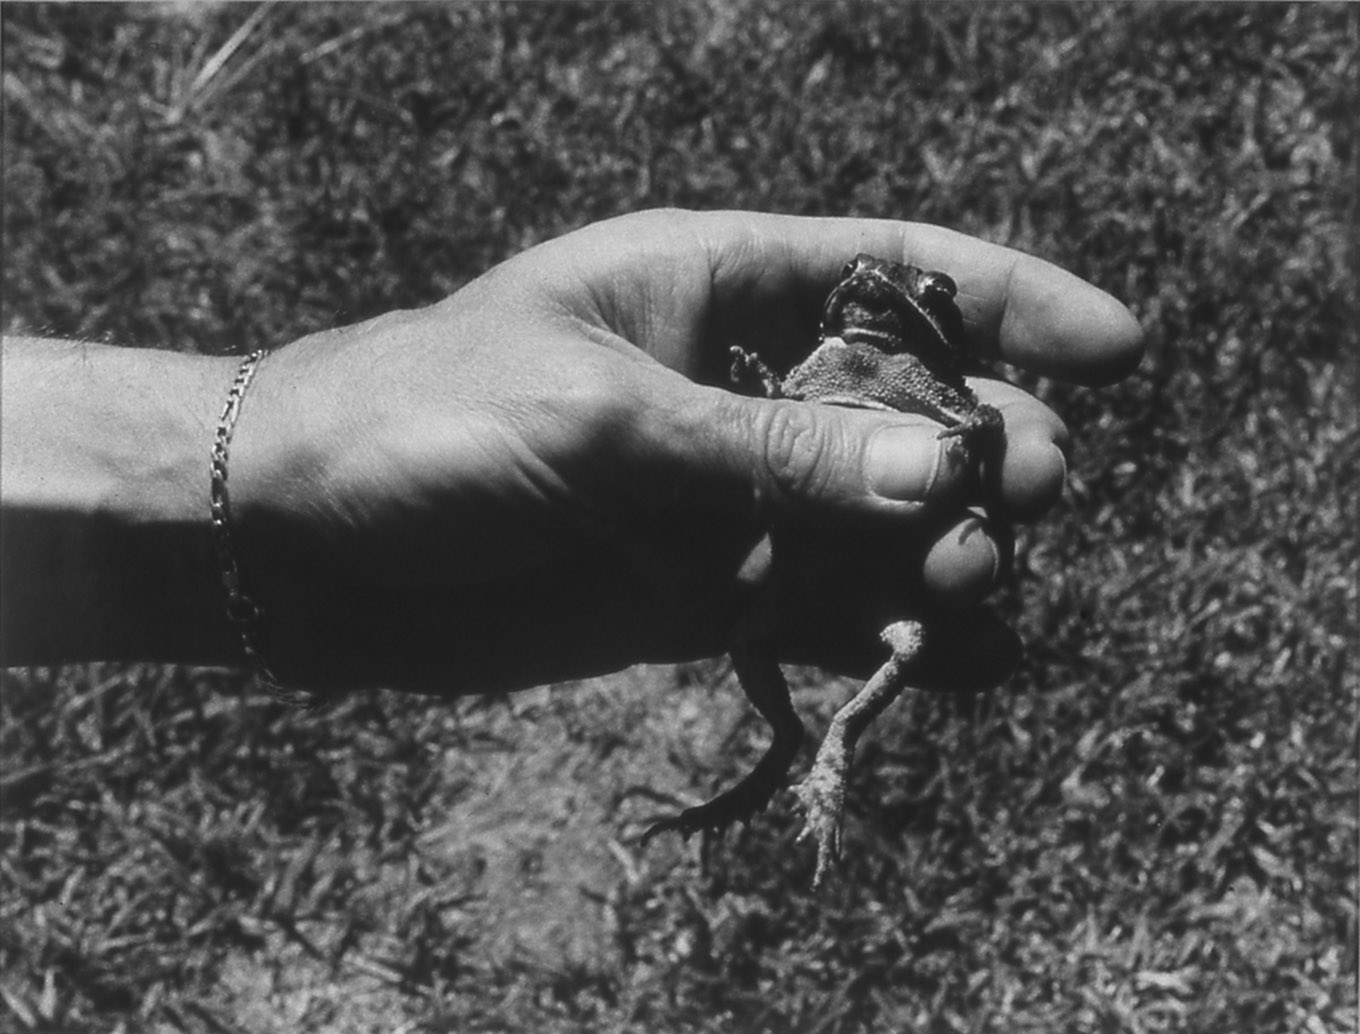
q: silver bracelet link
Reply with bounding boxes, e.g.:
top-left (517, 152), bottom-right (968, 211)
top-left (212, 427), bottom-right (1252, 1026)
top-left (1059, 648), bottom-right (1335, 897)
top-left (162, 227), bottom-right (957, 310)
top-left (209, 350), bottom-right (298, 702)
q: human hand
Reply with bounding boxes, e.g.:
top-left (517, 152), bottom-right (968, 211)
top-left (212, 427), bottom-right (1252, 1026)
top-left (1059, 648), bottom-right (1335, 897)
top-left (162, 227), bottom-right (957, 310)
top-left (230, 210), bottom-right (1142, 694)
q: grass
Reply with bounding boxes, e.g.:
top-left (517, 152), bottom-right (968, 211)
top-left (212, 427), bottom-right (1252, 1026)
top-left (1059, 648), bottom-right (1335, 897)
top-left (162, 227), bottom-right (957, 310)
top-left (2, 2), bottom-right (1356, 1031)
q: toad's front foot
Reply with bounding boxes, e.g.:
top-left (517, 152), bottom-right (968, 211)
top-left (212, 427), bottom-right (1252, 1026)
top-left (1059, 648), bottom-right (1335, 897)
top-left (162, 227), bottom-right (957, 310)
top-left (729, 345), bottom-right (785, 398)
top-left (937, 401), bottom-right (1005, 448)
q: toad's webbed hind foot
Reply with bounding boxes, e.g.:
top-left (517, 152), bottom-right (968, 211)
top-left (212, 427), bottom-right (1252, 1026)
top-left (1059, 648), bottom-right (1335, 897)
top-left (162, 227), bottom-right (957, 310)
top-left (642, 643), bottom-right (803, 847)
top-left (640, 756), bottom-right (791, 844)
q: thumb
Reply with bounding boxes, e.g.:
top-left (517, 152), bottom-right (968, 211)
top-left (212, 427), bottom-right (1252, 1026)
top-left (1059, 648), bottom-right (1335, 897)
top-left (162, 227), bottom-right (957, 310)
top-left (700, 388), bottom-right (972, 521)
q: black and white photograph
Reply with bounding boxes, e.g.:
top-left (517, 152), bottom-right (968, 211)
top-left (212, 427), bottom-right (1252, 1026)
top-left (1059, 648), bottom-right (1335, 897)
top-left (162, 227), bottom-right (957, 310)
top-left (1, 3), bottom-right (1354, 1030)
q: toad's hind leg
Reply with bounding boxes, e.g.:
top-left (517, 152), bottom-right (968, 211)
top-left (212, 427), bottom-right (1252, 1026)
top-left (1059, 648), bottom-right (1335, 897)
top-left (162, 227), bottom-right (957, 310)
top-left (793, 620), bottom-right (924, 887)
top-left (641, 639), bottom-right (804, 845)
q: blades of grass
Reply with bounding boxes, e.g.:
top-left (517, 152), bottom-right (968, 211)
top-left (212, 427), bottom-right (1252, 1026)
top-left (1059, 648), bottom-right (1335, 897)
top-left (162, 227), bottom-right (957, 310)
top-left (168, 0), bottom-right (278, 125)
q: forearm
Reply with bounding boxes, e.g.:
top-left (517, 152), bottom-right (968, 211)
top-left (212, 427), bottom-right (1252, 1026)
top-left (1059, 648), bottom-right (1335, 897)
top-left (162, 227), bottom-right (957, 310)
top-left (0, 337), bottom-right (243, 667)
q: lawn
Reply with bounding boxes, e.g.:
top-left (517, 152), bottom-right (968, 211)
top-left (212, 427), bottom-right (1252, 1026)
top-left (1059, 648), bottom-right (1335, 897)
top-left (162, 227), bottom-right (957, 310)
top-left (1, 3), bottom-right (1355, 1031)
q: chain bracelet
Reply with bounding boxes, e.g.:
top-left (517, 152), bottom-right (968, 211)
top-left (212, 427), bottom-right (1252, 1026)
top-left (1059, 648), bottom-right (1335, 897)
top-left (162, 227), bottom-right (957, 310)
top-left (210, 349), bottom-right (298, 702)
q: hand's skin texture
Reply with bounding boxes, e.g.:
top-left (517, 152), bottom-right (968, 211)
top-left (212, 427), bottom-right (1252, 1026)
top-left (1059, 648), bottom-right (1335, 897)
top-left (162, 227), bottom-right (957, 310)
top-left (226, 210), bottom-right (1141, 694)
top-left (0, 210), bottom-right (1142, 693)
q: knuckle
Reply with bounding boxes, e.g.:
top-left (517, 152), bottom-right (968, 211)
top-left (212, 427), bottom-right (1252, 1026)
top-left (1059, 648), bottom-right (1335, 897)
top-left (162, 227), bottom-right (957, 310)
top-left (753, 400), bottom-right (841, 502)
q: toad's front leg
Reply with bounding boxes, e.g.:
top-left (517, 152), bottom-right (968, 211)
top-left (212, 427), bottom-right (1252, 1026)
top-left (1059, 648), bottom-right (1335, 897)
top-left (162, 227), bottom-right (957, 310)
top-left (641, 634), bottom-right (804, 845)
top-left (793, 620), bottom-right (926, 887)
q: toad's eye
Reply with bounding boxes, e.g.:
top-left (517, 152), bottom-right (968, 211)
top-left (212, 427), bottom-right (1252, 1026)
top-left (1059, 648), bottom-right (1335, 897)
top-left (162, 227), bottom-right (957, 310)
top-left (919, 271), bottom-right (957, 301)
top-left (840, 258), bottom-right (860, 279)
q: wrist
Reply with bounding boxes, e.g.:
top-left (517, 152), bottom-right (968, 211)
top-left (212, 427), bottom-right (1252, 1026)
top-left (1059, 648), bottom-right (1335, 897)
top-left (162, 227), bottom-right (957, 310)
top-left (1, 338), bottom-right (244, 667)
top-left (207, 338), bottom-right (361, 687)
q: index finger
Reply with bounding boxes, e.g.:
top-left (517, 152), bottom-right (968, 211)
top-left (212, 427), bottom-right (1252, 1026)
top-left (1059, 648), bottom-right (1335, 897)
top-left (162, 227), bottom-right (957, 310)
top-left (696, 211), bottom-right (1145, 386)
